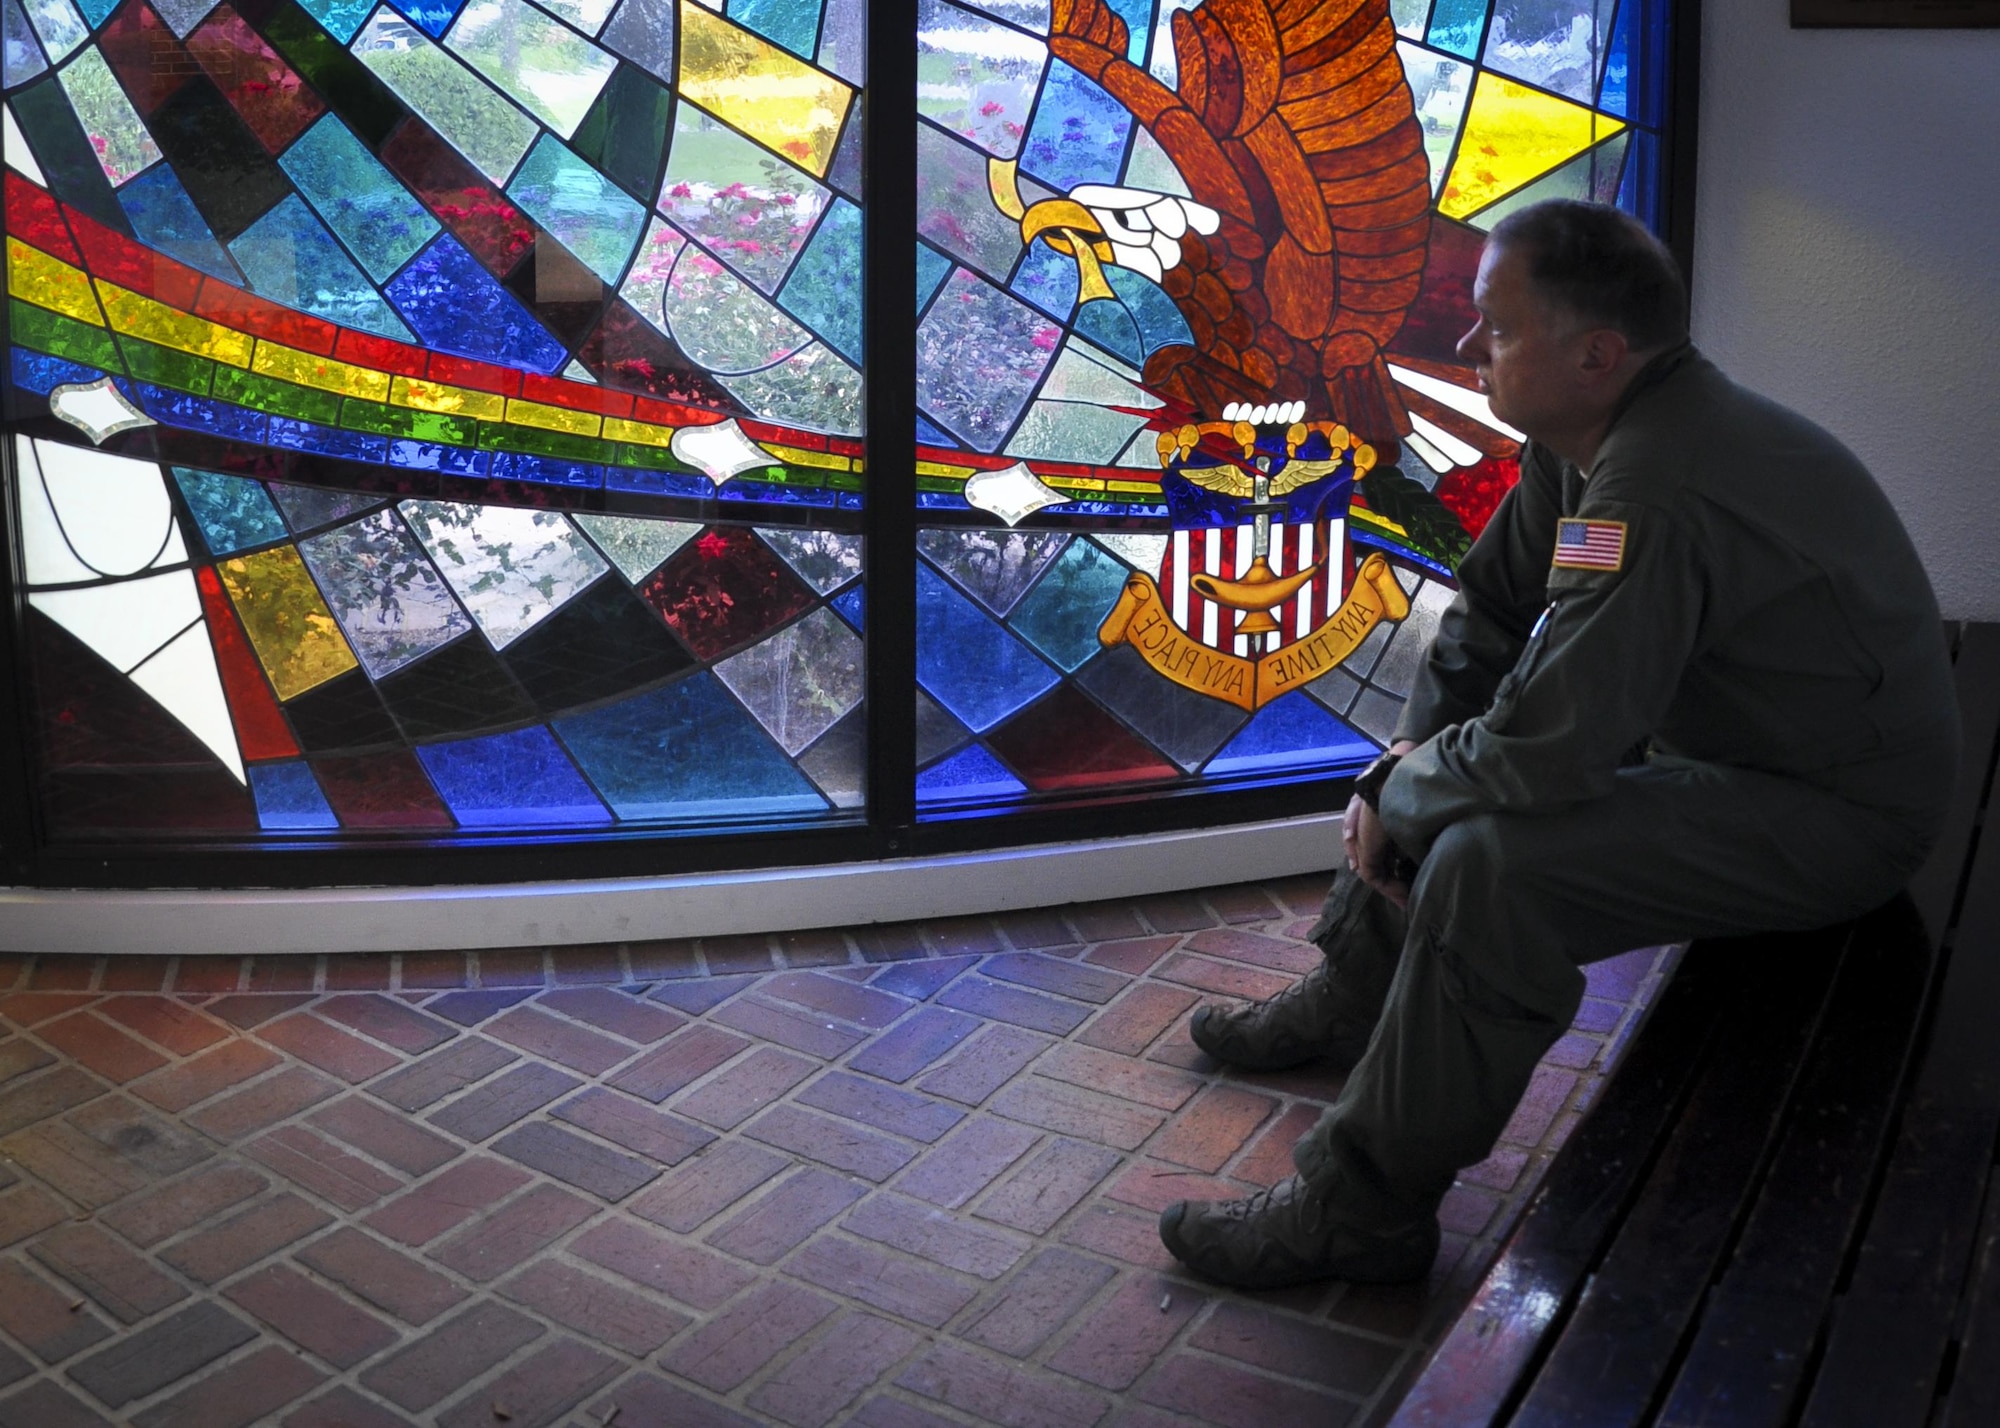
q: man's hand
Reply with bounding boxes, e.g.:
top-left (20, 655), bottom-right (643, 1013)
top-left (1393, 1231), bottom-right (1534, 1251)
top-left (1344, 740), bottom-right (1419, 908)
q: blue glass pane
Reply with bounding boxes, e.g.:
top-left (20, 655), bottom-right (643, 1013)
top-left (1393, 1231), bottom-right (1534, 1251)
top-left (299, 0), bottom-right (372, 42)
top-left (1019, 60), bottom-right (1130, 191)
top-left (505, 134), bottom-right (647, 288)
top-left (1427, 0), bottom-right (1488, 58)
top-left (917, 743), bottom-right (1026, 803)
top-left (1600, 0), bottom-right (1632, 116)
top-left (75, 0), bottom-right (115, 25)
top-left (916, 563), bottom-right (1058, 732)
top-left (135, 385), bottom-right (269, 443)
top-left (1203, 693), bottom-right (1376, 775)
top-left (172, 468), bottom-right (288, 555)
top-left (384, 234), bottom-right (567, 373)
top-left (916, 243), bottom-right (951, 311)
top-left (267, 483), bottom-right (382, 533)
top-left (1617, 126), bottom-right (1658, 230)
top-left (1007, 538), bottom-right (1131, 672)
top-left (400, 0), bottom-right (468, 38)
top-left (280, 115), bottom-right (440, 282)
top-left (1106, 266), bottom-right (1192, 358)
top-left (3, 0), bottom-right (47, 89)
top-left (602, 0), bottom-right (675, 83)
top-left (727, 0), bottom-right (820, 57)
top-left (1483, 0), bottom-right (1614, 105)
top-left (915, 413), bottom-right (956, 448)
top-left (415, 726), bottom-right (613, 827)
top-left (827, 113), bottom-right (861, 197)
top-left (228, 196), bottom-right (416, 342)
top-left (270, 416), bottom-right (389, 463)
top-left (777, 198), bottom-right (862, 362)
top-left (1010, 238), bottom-right (1079, 319)
top-left (1072, 297), bottom-right (1142, 366)
top-left (11, 349), bottom-right (104, 394)
top-left (1105, 0), bottom-right (1148, 63)
top-left (249, 762), bottom-right (339, 830)
top-left (118, 166), bottom-right (237, 282)
top-left (831, 584), bottom-right (863, 630)
top-left (554, 672), bottom-right (829, 820)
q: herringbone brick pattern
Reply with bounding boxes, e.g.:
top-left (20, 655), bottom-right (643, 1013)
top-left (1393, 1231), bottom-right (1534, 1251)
top-left (0, 877), bottom-right (1669, 1427)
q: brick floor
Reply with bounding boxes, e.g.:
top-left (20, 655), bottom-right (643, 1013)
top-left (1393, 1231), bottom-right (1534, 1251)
top-left (0, 876), bottom-right (1672, 1427)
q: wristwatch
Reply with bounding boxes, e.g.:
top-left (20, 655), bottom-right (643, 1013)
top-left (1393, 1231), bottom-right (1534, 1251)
top-left (1351, 751), bottom-right (1402, 810)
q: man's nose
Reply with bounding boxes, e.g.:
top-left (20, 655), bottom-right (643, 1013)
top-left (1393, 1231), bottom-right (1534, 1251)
top-left (1456, 326), bottom-right (1483, 361)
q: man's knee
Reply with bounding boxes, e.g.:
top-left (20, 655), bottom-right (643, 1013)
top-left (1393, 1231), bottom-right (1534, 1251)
top-left (1409, 814), bottom-right (1521, 919)
top-left (1404, 815), bottom-right (1584, 1023)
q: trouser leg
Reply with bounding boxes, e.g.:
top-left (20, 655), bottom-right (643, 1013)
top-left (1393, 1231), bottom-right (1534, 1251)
top-left (1302, 864), bottom-right (1409, 1029)
top-left (1292, 757), bottom-right (1928, 1230)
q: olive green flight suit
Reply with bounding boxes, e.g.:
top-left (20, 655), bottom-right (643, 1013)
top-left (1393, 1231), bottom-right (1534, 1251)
top-left (1290, 348), bottom-right (1960, 1230)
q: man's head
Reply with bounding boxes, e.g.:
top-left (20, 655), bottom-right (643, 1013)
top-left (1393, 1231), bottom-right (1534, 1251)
top-left (1456, 200), bottom-right (1688, 462)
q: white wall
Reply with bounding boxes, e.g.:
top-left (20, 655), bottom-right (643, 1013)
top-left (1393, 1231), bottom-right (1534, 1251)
top-left (1691, 6), bottom-right (2000, 621)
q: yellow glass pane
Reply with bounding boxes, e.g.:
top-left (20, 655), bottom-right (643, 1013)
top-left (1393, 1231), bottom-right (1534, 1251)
top-left (761, 442), bottom-right (850, 472)
top-left (252, 342), bottom-right (391, 402)
top-left (916, 460), bottom-right (973, 479)
top-left (1439, 75), bottom-right (1624, 221)
top-left (678, 0), bottom-right (851, 177)
top-left (504, 398), bottom-right (602, 437)
top-left (602, 416), bottom-right (676, 449)
top-left (96, 283), bottom-right (253, 366)
top-left (217, 546), bottom-right (359, 701)
top-left (1107, 479), bottom-right (1163, 494)
top-left (8, 239), bottom-right (103, 325)
top-left (391, 376), bottom-right (506, 423)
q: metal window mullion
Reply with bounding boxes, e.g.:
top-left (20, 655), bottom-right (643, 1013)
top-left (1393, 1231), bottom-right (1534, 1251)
top-left (863, 0), bottom-right (920, 846)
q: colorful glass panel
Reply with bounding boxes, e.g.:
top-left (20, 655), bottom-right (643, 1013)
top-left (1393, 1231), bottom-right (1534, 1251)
top-left (910, 0), bottom-right (1670, 815)
top-left (5, 0), bottom-right (867, 843)
top-left (4, 0), bottom-right (1673, 849)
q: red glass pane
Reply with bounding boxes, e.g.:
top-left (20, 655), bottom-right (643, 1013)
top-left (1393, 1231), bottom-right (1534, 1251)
top-left (184, 6), bottom-right (327, 156)
top-left (984, 685), bottom-right (1180, 792)
top-left (639, 527), bottom-right (816, 662)
top-left (311, 752), bottom-right (455, 829)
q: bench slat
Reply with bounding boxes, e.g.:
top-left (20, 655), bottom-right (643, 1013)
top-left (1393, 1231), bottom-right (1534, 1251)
top-left (1937, 1170), bottom-right (2000, 1428)
top-left (1909, 622), bottom-right (2000, 943)
top-left (1385, 950), bottom-right (1735, 1427)
top-left (1795, 731), bottom-right (2000, 1427)
top-left (1654, 897), bottom-right (1932, 1428)
top-left (1506, 931), bottom-right (1843, 1428)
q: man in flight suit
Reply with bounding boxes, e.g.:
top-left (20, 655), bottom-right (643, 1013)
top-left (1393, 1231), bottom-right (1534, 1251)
top-left (1158, 200), bottom-right (1960, 1289)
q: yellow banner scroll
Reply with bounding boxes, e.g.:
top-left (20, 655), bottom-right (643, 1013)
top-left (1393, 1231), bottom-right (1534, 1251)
top-left (1096, 552), bottom-right (1413, 712)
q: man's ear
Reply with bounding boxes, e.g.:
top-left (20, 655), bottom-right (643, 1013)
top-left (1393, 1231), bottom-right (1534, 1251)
top-left (1576, 326), bottom-right (1631, 378)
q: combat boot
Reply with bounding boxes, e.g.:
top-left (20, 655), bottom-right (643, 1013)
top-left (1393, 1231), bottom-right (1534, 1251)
top-left (1187, 959), bottom-right (1375, 1073)
top-left (1158, 1175), bottom-right (1438, 1289)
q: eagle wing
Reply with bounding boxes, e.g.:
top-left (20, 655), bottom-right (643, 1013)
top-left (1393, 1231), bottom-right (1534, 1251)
top-left (1049, 0), bottom-right (1433, 443)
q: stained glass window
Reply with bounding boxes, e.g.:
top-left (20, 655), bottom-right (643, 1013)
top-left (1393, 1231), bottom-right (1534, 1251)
top-left (3, 0), bottom-right (869, 841)
top-left (1, 0), bottom-right (1675, 855)
top-left (906, 0), bottom-right (1664, 812)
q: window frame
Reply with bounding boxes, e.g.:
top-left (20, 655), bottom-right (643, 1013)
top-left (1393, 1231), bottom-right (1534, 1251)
top-left (0, 0), bottom-right (1704, 890)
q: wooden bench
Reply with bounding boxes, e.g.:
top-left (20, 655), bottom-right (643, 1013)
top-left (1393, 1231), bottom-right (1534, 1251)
top-left (1386, 622), bottom-right (2000, 1428)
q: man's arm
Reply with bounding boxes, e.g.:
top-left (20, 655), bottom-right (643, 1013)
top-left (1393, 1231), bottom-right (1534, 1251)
top-left (1376, 486), bottom-right (1707, 859)
top-left (1393, 445), bottom-right (1567, 744)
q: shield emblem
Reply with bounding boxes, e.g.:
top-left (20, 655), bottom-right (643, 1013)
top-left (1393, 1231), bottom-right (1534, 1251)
top-left (1096, 415), bottom-right (1413, 711)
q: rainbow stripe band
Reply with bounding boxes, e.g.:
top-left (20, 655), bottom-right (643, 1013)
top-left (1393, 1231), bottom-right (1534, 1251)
top-left (4, 173), bottom-right (1178, 514)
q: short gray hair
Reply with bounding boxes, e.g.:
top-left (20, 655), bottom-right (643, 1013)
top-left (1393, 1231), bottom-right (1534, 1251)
top-left (1488, 200), bottom-right (1688, 352)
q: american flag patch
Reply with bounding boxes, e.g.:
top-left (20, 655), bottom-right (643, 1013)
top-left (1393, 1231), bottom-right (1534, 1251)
top-left (1552, 518), bottom-right (1627, 572)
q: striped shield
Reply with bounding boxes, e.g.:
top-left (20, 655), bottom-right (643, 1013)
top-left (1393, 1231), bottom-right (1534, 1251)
top-left (1156, 516), bottom-right (1350, 657)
